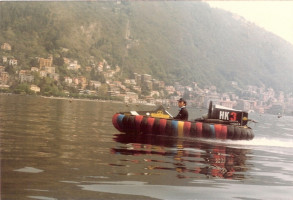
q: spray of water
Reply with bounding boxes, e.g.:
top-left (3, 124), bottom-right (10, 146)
top-left (231, 137), bottom-right (293, 148)
top-left (196, 137), bottom-right (293, 149)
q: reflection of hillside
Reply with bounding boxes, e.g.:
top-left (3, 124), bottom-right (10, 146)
top-left (112, 133), bottom-right (251, 179)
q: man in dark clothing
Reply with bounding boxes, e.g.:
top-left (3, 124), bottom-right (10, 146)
top-left (174, 98), bottom-right (188, 121)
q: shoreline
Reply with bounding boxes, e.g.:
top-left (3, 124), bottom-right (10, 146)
top-left (41, 95), bottom-right (158, 107)
top-left (40, 95), bottom-right (124, 104)
top-left (0, 92), bottom-right (124, 104)
top-left (0, 93), bottom-right (157, 107)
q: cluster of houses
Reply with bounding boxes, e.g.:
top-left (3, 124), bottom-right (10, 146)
top-left (1, 42), bottom-right (292, 115)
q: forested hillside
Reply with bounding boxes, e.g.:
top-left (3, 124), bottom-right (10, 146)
top-left (1, 1), bottom-right (293, 93)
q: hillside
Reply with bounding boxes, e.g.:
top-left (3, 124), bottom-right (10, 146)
top-left (1, 1), bottom-right (293, 93)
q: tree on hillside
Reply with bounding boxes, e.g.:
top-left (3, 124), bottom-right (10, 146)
top-left (53, 56), bottom-right (64, 67)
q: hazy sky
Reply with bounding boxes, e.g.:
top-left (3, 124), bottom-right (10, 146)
top-left (207, 1), bottom-right (293, 45)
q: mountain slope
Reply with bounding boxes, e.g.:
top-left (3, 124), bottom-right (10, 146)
top-left (1, 1), bottom-right (293, 93)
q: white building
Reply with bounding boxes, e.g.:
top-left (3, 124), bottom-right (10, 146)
top-left (30, 85), bottom-right (40, 93)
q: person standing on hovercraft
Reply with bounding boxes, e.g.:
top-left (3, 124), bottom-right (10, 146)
top-left (174, 98), bottom-right (188, 121)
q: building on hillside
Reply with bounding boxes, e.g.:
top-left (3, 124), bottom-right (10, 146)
top-left (85, 66), bottom-right (92, 72)
top-left (257, 86), bottom-right (266, 94)
top-left (73, 77), bottom-right (79, 85)
top-left (43, 66), bottom-right (55, 74)
top-left (152, 79), bottom-right (160, 89)
top-left (165, 86), bottom-right (175, 95)
top-left (125, 92), bottom-right (139, 103)
top-left (98, 64), bottom-right (103, 72)
top-left (39, 57), bottom-right (53, 68)
top-left (103, 70), bottom-right (115, 78)
top-left (0, 84), bottom-right (9, 90)
top-left (108, 83), bottom-right (120, 96)
top-left (236, 99), bottom-right (256, 111)
top-left (123, 79), bottom-right (136, 86)
top-left (30, 85), bottom-right (40, 93)
top-left (63, 58), bottom-right (71, 65)
top-left (145, 80), bottom-right (153, 91)
top-left (0, 72), bottom-right (9, 84)
top-left (19, 70), bottom-right (29, 76)
top-left (2, 56), bottom-right (8, 63)
top-left (9, 59), bottom-right (18, 66)
top-left (67, 61), bottom-right (81, 71)
top-left (151, 90), bottom-right (160, 97)
top-left (31, 67), bottom-right (39, 72)
top-left (0, 66), bottom-right (5, 72)
top-left (105, 65), bottom-right (111, 70)
top-left (247, 85), bottom-right (258, 93)
top-left (39, 70), bottom-right (47, 78)
top-left (49, 73), bottom-right (59, 81)
top-left (19, 71), bottom-right (34, 83)
top-left (108, 90), bottom-right (120, 97)
top-left (1, 43), bottom-right (11, 51)
top-left (204, 96), bottom-right (221, 108)
top-left (133, 73), bottom-right (141, 86)
top-left (219, 100), bottom-right (235, 109)
top-left (78, 76), bottom-right (87, 89)
top-left (145, 96), bottom-right (155, 104)
top-left (113, 81), bottom-right (122, 87)
top-left (130, 79), bottom-right (136, 85)
top-left (124, 79), bottom-right (131, 85)
top-left (64, 77), bottom-right (73, 84)
top-left (142, 74), bottom-right (152, 83)
top-left (132, 86), bottom-right (141, 93)
top-left (89, 81), bottom-right (101, 89)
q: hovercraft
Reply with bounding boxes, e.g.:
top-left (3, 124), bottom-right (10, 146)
top-left (112, 101), bottom-right (254, 140)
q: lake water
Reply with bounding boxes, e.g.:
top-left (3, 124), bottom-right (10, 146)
top-left (1, 95), bottom-right (293, 200)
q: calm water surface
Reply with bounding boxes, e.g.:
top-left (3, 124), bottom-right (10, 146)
top-left (1, 95), bottom-right (293, 200)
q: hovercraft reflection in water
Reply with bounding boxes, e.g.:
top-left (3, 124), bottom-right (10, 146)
top-left (112, 133), bottom-right (250, 179)
top-left (112, 101), bottom-right (255, 140)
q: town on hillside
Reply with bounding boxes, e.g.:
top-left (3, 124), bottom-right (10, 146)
top-left (1, 42), bottom-right (292, 115)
